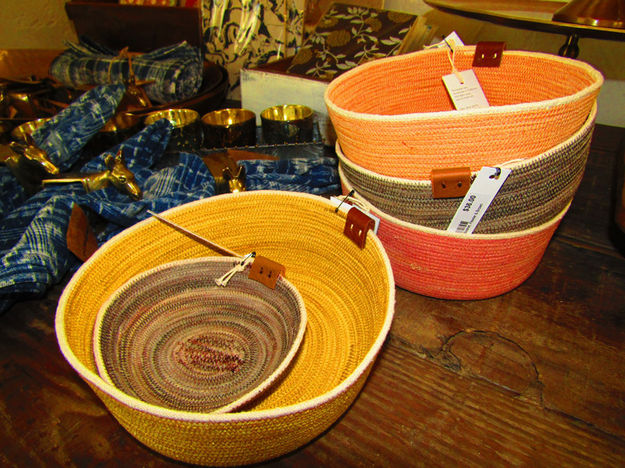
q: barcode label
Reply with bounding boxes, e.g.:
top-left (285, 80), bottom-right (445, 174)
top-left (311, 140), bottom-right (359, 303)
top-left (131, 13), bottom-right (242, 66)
top-left (447, 167), bottom-right (511, 234)
top-left (455, 220), bottom-right (470, 234)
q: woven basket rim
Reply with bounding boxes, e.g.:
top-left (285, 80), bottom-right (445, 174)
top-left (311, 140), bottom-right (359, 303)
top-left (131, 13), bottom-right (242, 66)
top-left (336, 103), bottom-right (597, 185)
top-left (340, 168), bottom-right (571, 239)
top-left (92, 255), bottom-right (308, 415)
top-left (324, 46), bottom-right (603, 122)
top-left (55, 191), bottom-right (396, 423)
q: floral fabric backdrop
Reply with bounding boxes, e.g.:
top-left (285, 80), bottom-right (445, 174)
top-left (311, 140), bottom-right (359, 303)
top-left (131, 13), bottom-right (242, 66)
top-left (201, 0), bottom-right (305, 98)
top-left (286, 3), bottom-right (418, 80)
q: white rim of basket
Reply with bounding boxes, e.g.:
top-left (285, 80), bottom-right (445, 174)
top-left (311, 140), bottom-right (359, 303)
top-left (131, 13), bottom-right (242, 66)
top-left (339, 166), bottom-right (571, 240)
top-left (92, 255), bottom-right (309, 416)
top-left (336, 102), bottom-right (597, 186)
top-left (324, 47), bottom-right (604, 122)
top-left (55, 191), bottom-right (396, 423)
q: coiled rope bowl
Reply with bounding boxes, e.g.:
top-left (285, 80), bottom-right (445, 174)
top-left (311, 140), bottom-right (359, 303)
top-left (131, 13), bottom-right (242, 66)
top-left (325, 46), bottom-right (603, 179)
top-left (55, 191), bottom-right (395, 466)
top-left (93, 256), bottom-right (307, 415)
top-left (341, 173), bottom-right (566, 300)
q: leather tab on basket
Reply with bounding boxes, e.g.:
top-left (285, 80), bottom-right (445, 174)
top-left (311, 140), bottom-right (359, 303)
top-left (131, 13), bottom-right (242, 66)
top-left (473, 42), bottom-right (506, 67)
top-left (66, 204), bottom-right (99, 262)
top-left (344, 207), bottom-right (374, 249)
top-left (248, 255), bottom-right (285, 289)
top-left (431, 167), bottom-right (472, 198)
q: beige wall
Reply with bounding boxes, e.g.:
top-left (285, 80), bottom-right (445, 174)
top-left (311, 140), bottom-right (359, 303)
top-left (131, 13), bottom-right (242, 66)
top-left (1, 0), bottom-right (623, 126)
top-left (0, 0), bottom-right (77, 49)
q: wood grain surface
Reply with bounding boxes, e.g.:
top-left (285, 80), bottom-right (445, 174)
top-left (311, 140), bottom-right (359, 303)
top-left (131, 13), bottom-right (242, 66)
top-left (1, 125), bottom-right (624, 467)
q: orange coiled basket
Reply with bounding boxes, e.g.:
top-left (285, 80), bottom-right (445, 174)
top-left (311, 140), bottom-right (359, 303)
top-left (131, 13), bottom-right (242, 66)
top-left (340, 172), bottom-right (567, 300)
top-left (325, 46), bottom-right (603, 179)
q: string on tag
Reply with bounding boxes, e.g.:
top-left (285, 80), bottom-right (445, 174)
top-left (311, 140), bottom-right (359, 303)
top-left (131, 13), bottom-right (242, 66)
top-left (444, 38), bottom-right (464, 84)
top-left (340, 194), bottom-right (369, 213)
top-left (215, 252), bottom-right (256, 287)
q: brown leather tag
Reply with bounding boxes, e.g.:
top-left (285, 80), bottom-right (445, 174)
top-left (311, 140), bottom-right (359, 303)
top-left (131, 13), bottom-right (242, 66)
top-left (473, 41), bottom-right (506, 67)
top-left (248, 255), bottom-right (285, 289)
top-left (344, 207), bottom-right (374, 249)
top-left (431, 167), bottom-right (472, 198)
top-left (66, 204), bottom-right (99, 262)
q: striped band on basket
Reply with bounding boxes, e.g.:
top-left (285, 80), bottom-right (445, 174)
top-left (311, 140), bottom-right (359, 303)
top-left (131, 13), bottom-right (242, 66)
top-left (325, 46), bottom-right (603, 179)
top-left (93, 256), bottom-right (307, 414)
top-left (338, 104), bottom-right (596, 234)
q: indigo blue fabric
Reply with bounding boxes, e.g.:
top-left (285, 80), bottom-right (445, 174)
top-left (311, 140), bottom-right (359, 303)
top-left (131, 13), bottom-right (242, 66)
top-left (0, 168), bottom-right (29, 222)
top-left (49, 40), bottom-right (204, 104)
top-left (0, 120), bottom-right (173, 312)
top-left (32, 83), bottom-right (125, 171)
top-left (241, 158), bottom-right (339, 194)
top-left (0, 114), bottom-right (338, 313)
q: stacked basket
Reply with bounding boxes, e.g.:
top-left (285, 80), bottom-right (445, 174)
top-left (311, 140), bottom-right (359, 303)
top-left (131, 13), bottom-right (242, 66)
top-left (325, 45), bottom-right (603, 299)
top-left (56, 191), bottom-right (395, 466)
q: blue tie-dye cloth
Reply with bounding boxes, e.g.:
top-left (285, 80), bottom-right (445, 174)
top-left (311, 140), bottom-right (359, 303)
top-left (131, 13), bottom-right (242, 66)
top-left (0, 83), bottom-right (125, 221)
top-left (49, 39), bottom-right (204, 104)
top-left (32, 83), bottom-right (125, 172)
top-left (0, 118), bottom-right (339, 313)
top-left (0, 168), bottom-right (29, 220)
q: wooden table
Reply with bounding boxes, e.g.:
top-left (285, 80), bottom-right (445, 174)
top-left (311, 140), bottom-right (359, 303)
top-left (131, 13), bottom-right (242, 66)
top-left (1, 125), bottom-right (625, 466)
top-left (424, 0), bottom-right (625, 57)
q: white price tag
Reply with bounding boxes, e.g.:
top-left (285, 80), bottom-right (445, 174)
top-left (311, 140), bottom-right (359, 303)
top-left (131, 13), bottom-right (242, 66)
top-left (447, 167), bottom-right (511, 234)
top-left (442, 69), bottom-right (489, 111)
top-left (443, 31), bottom-right (465, 49)
top-left (429, 31), bottom-right (465, 49)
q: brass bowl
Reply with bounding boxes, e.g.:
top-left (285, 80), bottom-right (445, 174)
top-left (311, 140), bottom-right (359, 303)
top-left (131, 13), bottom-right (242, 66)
top-left (144, 108), bottom-right (203, 153)
top-left (201, 108), bottom-right (256, 148)
top-left (202, 108), bottom-right (255, 127)
top-left (260, 105), bottom-right (314, 144)
top-left (260, 104), bottom-right (313, 122)
top-left (145, 108), bottom-right (200, 128)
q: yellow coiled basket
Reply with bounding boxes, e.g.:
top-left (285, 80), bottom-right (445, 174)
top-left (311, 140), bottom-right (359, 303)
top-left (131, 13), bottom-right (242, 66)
top-left (55, 191), bottom-right (395, 466)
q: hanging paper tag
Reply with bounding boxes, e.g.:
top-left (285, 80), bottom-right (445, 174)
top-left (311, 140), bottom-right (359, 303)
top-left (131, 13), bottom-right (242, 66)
top-left (444, 31), bottom-right (465, 49)
top-left (428, 31), bottom-right (465, 49)
top-left (447, 167), bottom-right (511, 234)
top-left (442, 70), bottom-right (489, 110)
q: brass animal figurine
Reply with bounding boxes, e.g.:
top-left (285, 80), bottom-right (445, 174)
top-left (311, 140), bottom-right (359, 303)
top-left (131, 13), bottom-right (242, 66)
top-left (42, 149), bottom-right (142, 200)
top-left (202, 152), bottom-right (247, 194)
top-left (4, 140), bottom-right (60, 175)
top-left (223, 165), bottom-right (246, 193)
top-left (100, 49), bottom-right (153, 132)
top-left (0, 140), bottom-right (60, 193)
top-left (123, 66), bottom-right (152, 111)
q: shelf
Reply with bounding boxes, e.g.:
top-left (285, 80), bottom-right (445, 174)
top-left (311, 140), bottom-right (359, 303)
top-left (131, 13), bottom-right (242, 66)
top-left (65, 2), bottom-right (203, 52)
